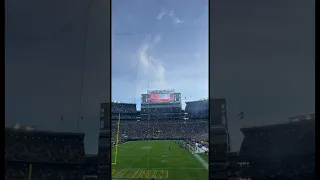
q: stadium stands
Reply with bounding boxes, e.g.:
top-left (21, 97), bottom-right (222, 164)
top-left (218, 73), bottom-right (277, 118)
top-left (112, 102), bottom-right (137, 114)
top-left (112, 119), bottom-right (208, 141)
top-left (140, 106), bottom-right (184, 121)
top-left (110, 100), bottom-right (209, 143)
top-left (5, 127), bottom-right (85, 180)
top-left (185, 100), bottom-right (209, 119)
top-left (231, 114), bottom-right (315, 179)
top-left (240, 119), bottom-right (315, 159)
top-left (84, 154), bottom-right (98, 180)
top-left (8, 101), bottom-right (314, 179)
top-left (97, 129), bottom-right (111, 180)
top-left (112, 102), bottom-right (137, 120)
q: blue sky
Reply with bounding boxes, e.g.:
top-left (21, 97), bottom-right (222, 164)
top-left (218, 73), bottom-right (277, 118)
top-left (6, 0), bottom-right (314, 153)
top-left (112, 0), bottom-right (208, 109)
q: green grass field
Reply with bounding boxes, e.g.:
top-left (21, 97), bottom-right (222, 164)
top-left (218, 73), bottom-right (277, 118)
top-left (112, 140), bottom-right (208, 180)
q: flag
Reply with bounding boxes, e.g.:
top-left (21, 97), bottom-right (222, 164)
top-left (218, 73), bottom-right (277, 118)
top-left (238, 112), bottom-right (244, 120)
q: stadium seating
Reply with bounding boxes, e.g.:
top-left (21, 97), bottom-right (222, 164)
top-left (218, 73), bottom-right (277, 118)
top-left (111, 103), bottom-right (137, 122)
top-left (185, 100), bottom-right (209, 119)
top-left (111, 101), bottom-right (209, 142)
top-left (112, 119), bottom-right (208, 141)
top-left (235, 118), bottom-right (315, 179)
top-left (5, 127), bottom-right (85, 180)
top-left (111, 103), bottom-right (136, 114)
top-left (240, 119), bottom-right (315, 159)
top-left (84, 155), bottom-right (98, 180)
top-left (6, 100), bottom-right (209, 180)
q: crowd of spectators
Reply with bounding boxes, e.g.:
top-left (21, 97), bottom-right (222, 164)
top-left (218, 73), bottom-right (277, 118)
top-left (140, 113), bottom-right (183, 120)
top-left (111, 101), bottom-right (209, 142)
top-left (83, 155), bottom-right (98, 180)
top-left (5, 128), bottom-right (85, 180)
top-left (239, 119), bottom-right (315, 159)
top-left (5, 130), bottom-right (85, 162)
top-left (233, 118), bottom-right (315, 179)
top-left (140, 107), bottom-right (184, 120)
top-left (111, 103), bottom-right (136, 114)
top-left (111, 114), bottom-right (136, 120)
top-left (31, 165), bottom-right (82, 180)
top-left (141, 107), bottom-right (182, 113)
top-left (111, 119), bottom-right (208, 141)
top-left (111, 103), bottom-right (137, 121)
top-left (6, 163), bottom-right (84, 180)
top-left (240, 154), bottom-right (315, 179)
top-left (185, 100), bottom-right (209, 119)
top-left (5, 163), bottom-right (28, 180)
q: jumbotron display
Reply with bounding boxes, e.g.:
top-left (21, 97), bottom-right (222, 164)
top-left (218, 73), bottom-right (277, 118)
top-left (149, 93), bottom-right (174, 103)
top-left (141, 89), bottom-right (181, 103)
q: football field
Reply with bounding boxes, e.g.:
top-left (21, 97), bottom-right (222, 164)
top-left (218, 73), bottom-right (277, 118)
top-left (112, 140), bottom-right (208, 180)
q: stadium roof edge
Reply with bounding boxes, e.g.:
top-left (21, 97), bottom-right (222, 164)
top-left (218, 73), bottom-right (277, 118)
top-left (101, 102), bottom-right (136, 105)
top-left (185, 99), bottom-right (208, 103)
top-left (240, 118), bottom-right (314, 132)
top-left (5, 127), bottom-right (85, 137)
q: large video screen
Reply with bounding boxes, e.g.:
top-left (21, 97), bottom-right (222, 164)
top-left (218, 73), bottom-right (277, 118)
top-left (148, 93), bottom-right (175, 103)
top-left (141, 93), bottom-right (180, 103)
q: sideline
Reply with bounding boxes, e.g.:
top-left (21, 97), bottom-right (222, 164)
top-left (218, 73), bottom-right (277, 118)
top-left (192, 153), bottom-right (208, 170)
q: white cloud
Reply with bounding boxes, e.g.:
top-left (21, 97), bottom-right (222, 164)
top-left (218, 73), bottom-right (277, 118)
top-left (114, 42), bottom-right (208, 106)
top-left (174, 18), bottom-right (184, 24)
top-left (154, 35), bottom-right (161, 44)
top-left (157, 9), bottom-right (184, 24)
top-left (157, 9), bottom-right (167, 20)
top-left (138, 36), bottom-right (167, 90)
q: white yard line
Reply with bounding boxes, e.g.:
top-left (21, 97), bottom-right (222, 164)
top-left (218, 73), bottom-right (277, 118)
top-left (112, 167), bottom-right (205, 170)
top-left (192, 153), bottom-right (208, 170)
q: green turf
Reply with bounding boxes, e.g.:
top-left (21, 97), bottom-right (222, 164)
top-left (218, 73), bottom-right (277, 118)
top-left (112, 140), bottom-right (208, 180)
top-left (198, 153), bottom-right (209, 163)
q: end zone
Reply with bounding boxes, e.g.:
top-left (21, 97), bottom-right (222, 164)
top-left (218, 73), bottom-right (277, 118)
top-left (112, 169), bottom-right (169, 179)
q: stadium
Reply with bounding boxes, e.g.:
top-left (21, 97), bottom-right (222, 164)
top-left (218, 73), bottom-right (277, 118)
top-left (5, 88), bottom-right (315, 180)
top-left (108, 89), bottom-right (210, 180)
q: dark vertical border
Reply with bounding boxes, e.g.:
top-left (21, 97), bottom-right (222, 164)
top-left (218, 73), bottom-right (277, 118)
top-left (208, 0), bottom-right (211, 179)
top-left (109, 0), bottom-right (112, 179)
top-left (1, 0), bottom-right (7, 179)
top-left (2, 0), bottom-right (5, 179)
top-left (315, 0), bottom-right (318, 177)
top-left (208, 1), bottom-right (229, 179)
top-left (315, 0), bottom-right (318, 179)
top-left (97, 0), bottom-right (112, 177)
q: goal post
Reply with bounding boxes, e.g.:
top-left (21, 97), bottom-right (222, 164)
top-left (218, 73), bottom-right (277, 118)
top-left (112, 113), bottom-right (121, 165)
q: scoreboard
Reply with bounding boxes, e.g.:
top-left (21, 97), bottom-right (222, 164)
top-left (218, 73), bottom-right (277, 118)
top-left (141, 90), bottom-right (181, 104)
